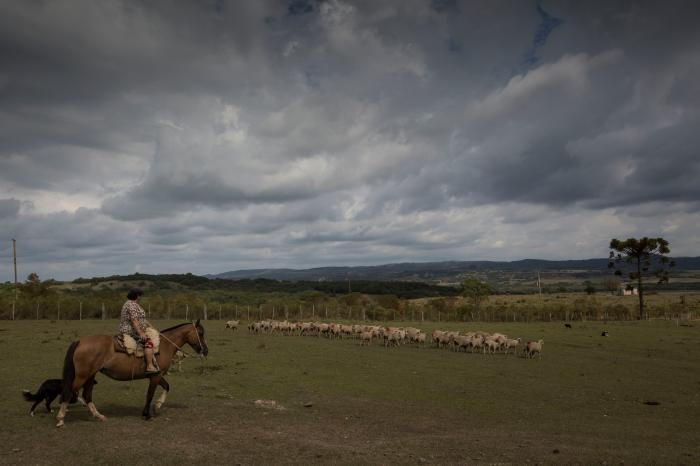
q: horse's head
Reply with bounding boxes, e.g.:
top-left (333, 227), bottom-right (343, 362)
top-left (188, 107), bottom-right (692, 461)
top-left (187, 319), bottom-right (209, 357)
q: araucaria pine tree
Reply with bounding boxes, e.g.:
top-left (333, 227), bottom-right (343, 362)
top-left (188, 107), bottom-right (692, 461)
top-left (608, 237), bottom-right (674, 320)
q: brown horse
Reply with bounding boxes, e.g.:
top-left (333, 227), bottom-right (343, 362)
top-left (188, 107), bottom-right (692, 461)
top-left (55, 319), bottom-right (208, 427)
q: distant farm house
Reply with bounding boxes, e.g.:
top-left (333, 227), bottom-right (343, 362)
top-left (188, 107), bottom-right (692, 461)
top-left (619, 284), bottom-right (639, 296)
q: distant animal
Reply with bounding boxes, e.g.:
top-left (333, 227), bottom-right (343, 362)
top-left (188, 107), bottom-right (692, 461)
top-left (601, 331), bottom-right (609, 337)
top-left (524, 339), bottom-right (544, 359)
top-left (564, 323), bottom-right (572, 329)
top-left (22, 378), bottom-right (94, 416)
top-left (171, 350), bottom-right (185, 372)
top-left (225, 320), bottom-right (240, 331)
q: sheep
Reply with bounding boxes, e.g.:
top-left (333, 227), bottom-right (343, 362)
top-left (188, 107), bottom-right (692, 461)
top-left (328, 323), bottom-right (342, 339)
top-left (171, 350), bottom-right (185, 372)
top-left (431, 330), bottom-right (452, 349)
top-left (415, 331), bottom-right (426, 347)
top-left (340, 324), bottom-right (354, 339)
top-left (469, 335), bottom-right (484, 353)
top-left (484, 338), bottom-right (500, 354)
top-left (225, 320), bottom-right (240, 331)
top-left (385, 330), bottom-right (402, 348)
top-left (524, 339), bottom-right (544, 359)
top-left (318, 323), bottom-right (330, 337)
top-left (359, 331), bottom-right (373, 346)
top-left (299, 322), bottom-right (314, 336)
top-left (248, 322), bottom-right (263, 334)
top-left (405, 327), bottom-right (421, 343)
top-left (503, 338), bottom-right (521, 355)
top-left (491, 333), bottom-right (508, 350)
top-left (453, 335), bottom-right (471, 353)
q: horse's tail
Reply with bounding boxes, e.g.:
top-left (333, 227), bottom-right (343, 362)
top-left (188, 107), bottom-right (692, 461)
top-left (61, 341), bottom-right (79, 403)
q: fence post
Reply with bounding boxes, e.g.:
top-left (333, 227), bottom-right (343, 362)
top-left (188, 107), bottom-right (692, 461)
top-left (101, 303), bottom-right (105, 320)
top-left (185, 304), bottom-right (189, 321)
top-left (300, 305), bottom-right (303, 320)
top-left (58, 301), bottom-right (61, 320)
top-left (79, 302), bottom-right (82, 320)
top-left (219, 305), bottom-right (222, 320)
top-left (273, 307), bottom-right (276, 319)
top-left (12, 300), bottom-right (15, 320)
top-left (203, 304), bottom-right (208, 320)
top-left (312, 304), bottom-right (315, 318)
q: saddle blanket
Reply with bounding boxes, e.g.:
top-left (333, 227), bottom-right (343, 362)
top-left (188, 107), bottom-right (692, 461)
top-left (116, 327), bottom-right (160, 357)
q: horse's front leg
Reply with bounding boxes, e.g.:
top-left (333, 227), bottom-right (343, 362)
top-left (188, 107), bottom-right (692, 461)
top-left (142, 375), bottom-right (160, 420)
top-left (154, 377), bottom-right (170, 414)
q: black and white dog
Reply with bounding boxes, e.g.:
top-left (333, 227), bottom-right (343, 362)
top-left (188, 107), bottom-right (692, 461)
top-left (22, 378), bottom-right (94, 416)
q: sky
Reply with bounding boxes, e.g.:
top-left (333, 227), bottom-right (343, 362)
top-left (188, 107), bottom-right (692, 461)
top-left (1, 0), bottom-right (699, 281)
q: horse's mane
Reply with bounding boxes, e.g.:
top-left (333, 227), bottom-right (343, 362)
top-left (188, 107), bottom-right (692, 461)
top-left (160, 322), bottom-right (194, 333)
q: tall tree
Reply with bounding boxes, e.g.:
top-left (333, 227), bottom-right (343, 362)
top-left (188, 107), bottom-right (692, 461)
top-left (608, 237), bottom-right (674, 320)
top-left (461, 278), bottom-right (492, 311)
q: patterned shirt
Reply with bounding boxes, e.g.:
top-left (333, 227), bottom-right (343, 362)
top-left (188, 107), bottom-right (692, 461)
top-left (119, 300), bottom-right (149, 338)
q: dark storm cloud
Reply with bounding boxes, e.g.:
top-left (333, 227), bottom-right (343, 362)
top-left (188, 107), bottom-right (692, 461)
top-left (1, 0), bottom-right (699, 279)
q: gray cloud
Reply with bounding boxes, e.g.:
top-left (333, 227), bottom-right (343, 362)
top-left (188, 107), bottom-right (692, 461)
top-left (0, 198), bottom-right (20, 219)
top-left (1, 0), bottom-right (699, 280)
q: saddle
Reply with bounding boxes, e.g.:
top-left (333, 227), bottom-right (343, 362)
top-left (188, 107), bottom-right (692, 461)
top-left (114, 327), bottom-right (160, 357)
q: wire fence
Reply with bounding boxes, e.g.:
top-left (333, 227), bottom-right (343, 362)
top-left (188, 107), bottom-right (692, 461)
top-left (1, 298), bottom-right (696, 323)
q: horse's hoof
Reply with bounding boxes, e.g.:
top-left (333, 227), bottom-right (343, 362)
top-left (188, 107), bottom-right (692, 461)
top-left (56, 421), bottom-right (65, 428)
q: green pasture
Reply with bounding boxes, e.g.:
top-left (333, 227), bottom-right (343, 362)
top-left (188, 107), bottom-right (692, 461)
top-left (0, 319), bottom-right (699, 464)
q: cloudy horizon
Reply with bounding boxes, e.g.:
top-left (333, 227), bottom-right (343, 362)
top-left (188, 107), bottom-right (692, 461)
top-left (1, 0), bottom-right (699, 281)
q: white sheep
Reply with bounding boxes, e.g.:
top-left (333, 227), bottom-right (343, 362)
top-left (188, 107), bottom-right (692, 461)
top-left (484, 338), bottom-right (500, 354)
top-left (453, 335), bottom-right (471, 352)
top-left (469, 335), bottom-right (484, 353)
top-left (359, 331), bottom-right (373, 346)
top-left (524, 339), bottom-right (544, 359)
top-left (503, 338), bottom-right (521, 355)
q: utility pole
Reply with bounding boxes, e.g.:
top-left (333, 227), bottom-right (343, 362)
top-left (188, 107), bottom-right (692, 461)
top-left (537, 271), bottom-right (542, 298)
top-left (12, 239), bottom-right (18, 300)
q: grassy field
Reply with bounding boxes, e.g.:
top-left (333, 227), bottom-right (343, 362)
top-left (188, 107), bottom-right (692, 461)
top-left (1, 319), bottom-right (699, 465)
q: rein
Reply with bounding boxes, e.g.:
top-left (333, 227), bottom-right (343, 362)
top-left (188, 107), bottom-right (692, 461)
top-left (159, 322), bottom-right (206, 359)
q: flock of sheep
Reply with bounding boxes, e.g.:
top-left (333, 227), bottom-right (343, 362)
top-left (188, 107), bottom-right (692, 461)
top-left (225, 320), bottom-right (544, 359)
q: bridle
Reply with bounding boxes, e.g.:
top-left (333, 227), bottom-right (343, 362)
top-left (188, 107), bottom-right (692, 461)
top-left (159, 322), bottom-right (207, 359)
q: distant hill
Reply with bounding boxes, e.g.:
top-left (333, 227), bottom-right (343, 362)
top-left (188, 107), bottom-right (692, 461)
top-left (206, 257), bottom-right (700, 283)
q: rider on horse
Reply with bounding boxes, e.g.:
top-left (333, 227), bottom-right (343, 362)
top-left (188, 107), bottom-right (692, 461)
top-left (119, 288), bottom-right (160, 375)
